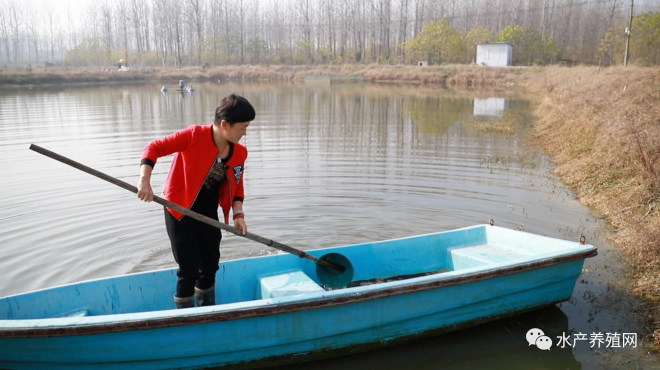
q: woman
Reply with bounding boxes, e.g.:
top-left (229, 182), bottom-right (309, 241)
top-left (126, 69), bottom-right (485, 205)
top-left (137, 94), bottom-right (255, 309)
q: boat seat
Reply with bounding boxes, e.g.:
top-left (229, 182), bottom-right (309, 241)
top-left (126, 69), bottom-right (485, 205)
top-left (449, 244), bottom-right (522, 270)
top-left (259, 271), bottom-right (325, 299)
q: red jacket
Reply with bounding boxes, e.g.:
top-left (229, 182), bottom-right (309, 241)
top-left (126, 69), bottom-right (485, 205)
top-left (141, 124), bottom-right (246, 223)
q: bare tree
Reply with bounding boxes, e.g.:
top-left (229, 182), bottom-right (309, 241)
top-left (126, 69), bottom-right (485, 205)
top-left (558, 0), bottom-right (574, 57)
top-left (396, 0), bottom-right (411, 62)
top-left (37, 2), bottom-right (57, 63)
top-left (152, 0), bottom-right (168, 65)
top-left (187, 0), bottom-right (205, 65)
top-left (2, 0), bottom-right (658, 67)
top-left (375, 0), bottom-right (392, 62)
top-left (6, 3), bottom-right (21, 63)
top-left (152, 0), bottom-right (184, 67)
top-left (127, 0), bottom-right (149, 55)
top-left (323, 0), bottom-right (337, 61)
top-left (101, 4), bottom-right (115, 51)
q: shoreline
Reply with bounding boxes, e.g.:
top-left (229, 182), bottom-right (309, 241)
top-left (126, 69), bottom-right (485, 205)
top-left (524, 66), bottom-right (659, 351)
top-left (2, 64), bottom-right (658, 349)
top-left (0, 64), bottom-right (524, 89)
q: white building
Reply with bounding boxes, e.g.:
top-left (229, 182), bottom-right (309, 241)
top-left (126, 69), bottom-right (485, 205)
top-left (476, 43), bottom-right (513, 67)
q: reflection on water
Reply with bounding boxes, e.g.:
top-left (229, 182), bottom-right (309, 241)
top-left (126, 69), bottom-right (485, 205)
top-left (0, 82), bottom-right (655, 368)
top-left (277, 306), bottom-right (580, 370)
top-left (473, 97), bottom-right (508, 117)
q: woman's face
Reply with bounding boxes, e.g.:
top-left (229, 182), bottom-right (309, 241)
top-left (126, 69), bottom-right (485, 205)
top-left (222, 121), bottom-right (250, 143)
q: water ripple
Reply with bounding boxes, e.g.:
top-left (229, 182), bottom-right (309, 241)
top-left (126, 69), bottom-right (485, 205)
top-left (0, 83), bottom-right (590, 296)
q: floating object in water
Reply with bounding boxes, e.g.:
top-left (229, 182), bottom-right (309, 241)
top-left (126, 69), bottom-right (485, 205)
top-left (160, 86), bottom-right (168, 93)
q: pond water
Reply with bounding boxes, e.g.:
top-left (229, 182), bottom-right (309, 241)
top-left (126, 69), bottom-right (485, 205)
top-left (0, 81), bottom-right (655, 369)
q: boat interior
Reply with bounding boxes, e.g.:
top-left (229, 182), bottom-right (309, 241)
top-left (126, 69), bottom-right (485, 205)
top-left (1, 225), bottom-right (590, 320)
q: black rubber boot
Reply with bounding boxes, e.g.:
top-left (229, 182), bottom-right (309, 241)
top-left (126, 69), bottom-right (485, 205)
top-left (195, 285), bottom-right (216, 307)
top-left (173, 295), bottom-right (194, 309)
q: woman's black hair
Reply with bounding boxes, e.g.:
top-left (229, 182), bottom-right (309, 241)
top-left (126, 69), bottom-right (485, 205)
top-left (214, 94), bottom-right (256, 124)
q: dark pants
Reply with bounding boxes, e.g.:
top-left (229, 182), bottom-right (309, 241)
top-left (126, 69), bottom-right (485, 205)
top-left (164, 208), bottom-right (221, 298)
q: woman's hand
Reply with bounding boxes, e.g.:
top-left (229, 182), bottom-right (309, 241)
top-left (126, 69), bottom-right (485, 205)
top-left (137, 180), bottom-right (154, 202)
top-left (234, 218), bottom-right (247, 235)
top-left (137, 164), bottom-right (154, 202)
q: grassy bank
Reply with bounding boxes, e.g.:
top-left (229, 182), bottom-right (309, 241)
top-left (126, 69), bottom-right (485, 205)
top-left (2, 63), bottom-right (657, 347)
top-left (524, 66), bottom-right (659, 349)
top-left (0, 64), bottom-right (522, 88)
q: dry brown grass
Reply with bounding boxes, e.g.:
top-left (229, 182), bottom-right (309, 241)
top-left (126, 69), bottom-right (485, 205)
top-left (1, 64), bottom-right (524, 88)
top-left (525, 66), bottom-right (660, 349)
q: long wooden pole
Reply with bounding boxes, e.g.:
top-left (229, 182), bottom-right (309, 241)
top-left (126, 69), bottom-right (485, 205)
top-left (29, 144), bottom-right (344, 272)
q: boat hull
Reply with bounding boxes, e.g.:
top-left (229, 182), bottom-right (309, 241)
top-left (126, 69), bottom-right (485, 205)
top-left (0, 225), bottom-right (596, 368)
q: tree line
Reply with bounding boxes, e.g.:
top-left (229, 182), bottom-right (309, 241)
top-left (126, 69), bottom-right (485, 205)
top-left (1, 0), bottom-right (658, 68)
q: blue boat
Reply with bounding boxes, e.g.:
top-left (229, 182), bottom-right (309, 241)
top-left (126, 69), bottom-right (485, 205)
top-left (0, 224), bottom-right (596, 369)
